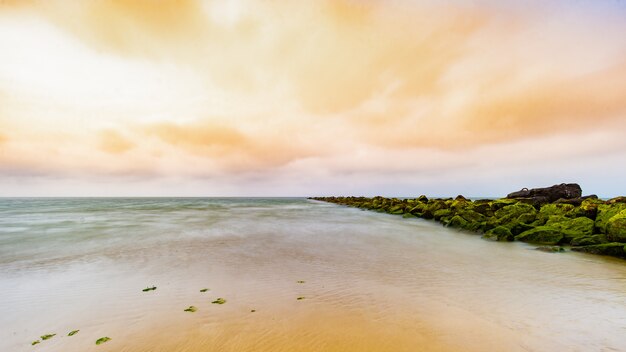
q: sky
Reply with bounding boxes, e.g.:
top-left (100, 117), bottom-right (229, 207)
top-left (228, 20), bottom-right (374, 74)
top-left (0, 0), bottom-right (625, 197)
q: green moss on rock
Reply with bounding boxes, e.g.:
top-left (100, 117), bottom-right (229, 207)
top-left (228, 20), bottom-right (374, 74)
top-left (571, 243), bottom-right (626, 258)
top-left (606, 209), bottom-right (626, 243)
top-left (515, 226), bottom-right (563, 245)
top-left (595, 203), bottom-right (626, 234)
top-left (482, 226), bottom-right (514, 242)
top-left (447, 215), bottom-right (468, 229)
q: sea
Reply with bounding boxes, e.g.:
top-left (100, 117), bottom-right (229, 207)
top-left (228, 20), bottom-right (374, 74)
top-left (1, 198), bottom-right (625, 351)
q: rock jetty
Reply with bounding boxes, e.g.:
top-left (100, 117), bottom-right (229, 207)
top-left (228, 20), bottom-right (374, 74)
top-left (310, 183), bottom-right (626, 259)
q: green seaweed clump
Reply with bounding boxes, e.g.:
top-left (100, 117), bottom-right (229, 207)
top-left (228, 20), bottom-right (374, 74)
top-left (142, 286), bottom-right (157, 292)
top-left (200, 288), bottom-right (209, 292)
top-left (296, 280), bottom-right (305, 284)
top-left (31, 340), bottom-right (40, 346)
top-left (40, 334), bottom-right (55, 340)
top-left (297, 296), bottom-right (305, 300)
top-left (184, 306), bottom-right (197, 312)
top-left (251, 309), bottom-right (256, 312)
top-left (68, 330), bottom-right (79, 336)
top-left (212, 298), bottom-right (226, 304)
top-left (95, 337), bottom-right (111, 345)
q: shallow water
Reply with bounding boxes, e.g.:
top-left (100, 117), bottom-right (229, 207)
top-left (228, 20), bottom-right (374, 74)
top-left (1, 198), bottom-right (625, 352)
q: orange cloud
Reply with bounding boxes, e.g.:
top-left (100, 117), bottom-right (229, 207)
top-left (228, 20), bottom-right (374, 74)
top-left (98, 129), bottom-right (135, 154)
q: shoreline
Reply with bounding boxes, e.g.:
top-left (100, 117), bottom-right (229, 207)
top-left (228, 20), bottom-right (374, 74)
top-left (310, 184), bottom-right (626, 260)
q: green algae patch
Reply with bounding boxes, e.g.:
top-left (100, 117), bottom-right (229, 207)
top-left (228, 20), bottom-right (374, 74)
top-left (40, 334), bottom-right (55, 340)
top-left (68, 330), bottom-right (79, 336)
top-left (297, 296), bottom-right (305, 300)
top-left (142, 286), bottom-right (157, 292)
top-left (296, 280), bottom-right (305, 284)
top-left (184, 306), bottom-right (197, 312)
top-left (200, 288), bottom-right (209, 292)
top-left (95, 337), bottom-right (111, 345)
top-left (31, 340), bottom-right (40, 345)
top-left (212, 298), bottom-right (226, 304)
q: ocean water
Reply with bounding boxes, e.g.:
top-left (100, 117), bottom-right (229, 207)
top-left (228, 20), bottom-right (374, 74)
top-left (1, 198), bottom-right (625, 352)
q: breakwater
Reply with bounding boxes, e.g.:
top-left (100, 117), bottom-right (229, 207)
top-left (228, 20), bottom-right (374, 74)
top-left (310, 184), bottom-right (626, 259)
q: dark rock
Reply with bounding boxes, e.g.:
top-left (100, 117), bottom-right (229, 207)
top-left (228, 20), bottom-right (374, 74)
top-left (507, 183), bottom-right (582, 204)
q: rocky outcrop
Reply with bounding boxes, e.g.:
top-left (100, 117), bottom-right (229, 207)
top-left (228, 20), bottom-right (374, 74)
top-left (506, 183), bottom-right (582, 205)
top-left (310, 184), bottom-right (626, 260)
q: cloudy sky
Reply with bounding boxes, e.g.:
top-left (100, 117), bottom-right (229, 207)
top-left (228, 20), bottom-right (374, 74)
top-left (0, 0), bottom-right (625, 197)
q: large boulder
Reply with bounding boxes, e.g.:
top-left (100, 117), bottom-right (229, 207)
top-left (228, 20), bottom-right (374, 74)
top-left (507, 183), bottom-right (582, 204)
top-left (515, 226), bottom-right (563, 245)
top-left (606, 210), bottom-right (626, 242)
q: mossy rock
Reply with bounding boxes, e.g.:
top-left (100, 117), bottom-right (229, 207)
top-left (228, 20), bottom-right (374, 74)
top-left (490, 199), bottom-right (519, 211)
top-left (458, 210), bottom-right (485, 223)
top-left (545, 216), bottom-right (595, 243)
top-left (40, 334), bottom-right (55, 340)
top-left (482, 226), bottom-right (514, 241)
top-left (447, 215), bottom-right (468, 229)
top-left (95, 337), bottom-right (111, 345)
top-left (388, 205), bottom-right (405, 214)
top-left (574, 199), bottom-right (602, 219)
top-left (212, 298), bottom-right (226, 304)
top-left (606, 209), bottom-right (626, 242)
top-left (495, 203), bottom-right (536, 220)
top-left (402, 213), bottom-right (416, 218)
top-left (433, 209), bottom-right (452, 221)
top-left (472, 203), bottom-right (493, 216)
top-left (536, 203), bottom-right (577, 225)
top-left (408, 204), bottom-right (426, 214)
top-left (595, 203), bottom-right (626, 234)
top-left (571, 235), bottom-right (606, 246)
top-left (607, 196), bottom-right (626, 204)
top-left (68, 330), bottom-right (79, 336)
top-left (184, 306), bottom-right (197, 312)
top-left (509, 222), bottom-right (536, 236)
top-left (515, 226), bottom-right (563, 245)
top-left (535, 246), bottom-right (564, 253)
top-left (571, 243), bottom-right (626, 258)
